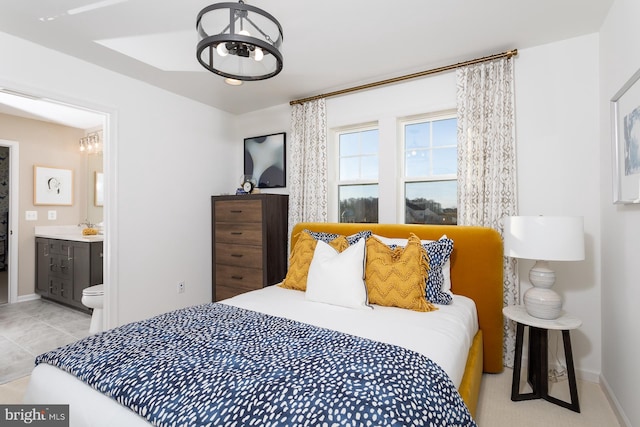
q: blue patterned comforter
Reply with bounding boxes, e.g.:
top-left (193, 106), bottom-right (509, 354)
top-left (36, 303), bottom-right (477, 427)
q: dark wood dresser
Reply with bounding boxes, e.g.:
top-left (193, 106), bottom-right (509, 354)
top-left (211, 194), bottom-right (289, 301)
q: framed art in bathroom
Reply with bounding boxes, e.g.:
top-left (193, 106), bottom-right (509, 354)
top-left (611, 66), bottom-right (640, 204)
top-left (244, 132), bottom-right (286, 188)
top-left (33, 165), bottom-right (74, 206)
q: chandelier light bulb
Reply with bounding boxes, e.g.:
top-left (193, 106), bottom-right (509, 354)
top-left (238, 29), bottom-right (250, 37)
top-left (253, 47), bottom-right (263, 61)
top-left (216, 43), bottom-right (228, 57)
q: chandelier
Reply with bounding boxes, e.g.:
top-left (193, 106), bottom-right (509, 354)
top-left (79, 131), bottom-right (102, 154)
top-left (196, 1), bottom-right (283, 82)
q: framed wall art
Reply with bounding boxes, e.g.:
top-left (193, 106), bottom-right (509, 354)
top-left (611, 67), bottom-right (640, 204)
top-left (244, 132), bottom-right (286, 188)
top-left (34, 165), bottom-right (74, 206)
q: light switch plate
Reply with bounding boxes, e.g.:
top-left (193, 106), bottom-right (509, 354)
top-left (48, 210), bottom-right (57, 220)
top-left (25, 211), bottom-right (37, 221)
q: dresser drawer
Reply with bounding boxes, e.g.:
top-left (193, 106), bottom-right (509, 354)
top-left (215, 264), bottom-right (263, 289)
top-left (215, 200), bottom-right (262, 223)
top-left (215, 243), bottom-right (262, 268)
top-left (216, 285), bottom-right (254, 301)
top-left (215, 223), bottom-right (262, 245)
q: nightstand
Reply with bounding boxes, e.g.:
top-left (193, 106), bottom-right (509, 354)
top-left (503, 305), bottom-right (582, 412)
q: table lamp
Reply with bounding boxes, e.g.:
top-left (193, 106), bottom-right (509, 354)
top-left (503, 216), bottom-right (585, 320)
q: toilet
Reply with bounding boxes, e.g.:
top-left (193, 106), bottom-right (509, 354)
top-left (82, 284), bottom-right (104, 334)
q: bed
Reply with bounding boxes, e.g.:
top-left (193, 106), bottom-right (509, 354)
top-left (24, 222), bottom-right (504, 426)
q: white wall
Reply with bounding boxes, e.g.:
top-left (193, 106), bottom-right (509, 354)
top-left (599, 0), bottom-right (640, 425)
top-left (514, 35), bottom-right (602, 381)
top-left (235, 34), bottom-right (603, 380)
top-left (0, 31), bottom-right (238, 325)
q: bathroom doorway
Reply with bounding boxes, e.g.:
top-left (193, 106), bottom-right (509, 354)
top-left (0, 87), bottom-right (110, 307)
top-left (0, 140), bottom-right (18, 305)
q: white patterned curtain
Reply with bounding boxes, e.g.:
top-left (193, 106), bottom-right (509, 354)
top-left (289, 98), bottom-right (328, 238)
top-left (456, 58), bottom-right (519, 367)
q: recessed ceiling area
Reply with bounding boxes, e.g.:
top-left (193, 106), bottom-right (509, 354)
top-left (0, 0), bottom-right (614, 115)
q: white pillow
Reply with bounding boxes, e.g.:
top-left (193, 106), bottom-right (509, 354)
top-left (305, 238), bottom-right (370, 309)
top-left (373, 234), bottom-right (453, 294)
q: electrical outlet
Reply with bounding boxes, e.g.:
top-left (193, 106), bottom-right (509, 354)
top-left (48, 210), bottom-right (57, 220)
top-left (177, 281), bottom-right (185, 294)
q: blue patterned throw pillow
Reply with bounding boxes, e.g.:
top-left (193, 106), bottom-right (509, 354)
top-left (304, 229), bottom-right (372, 246)
top-left (421, 238), bottom-right (454, 305)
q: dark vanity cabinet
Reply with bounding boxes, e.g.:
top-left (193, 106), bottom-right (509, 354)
top-left (35, 237), bottom-right (103, 311)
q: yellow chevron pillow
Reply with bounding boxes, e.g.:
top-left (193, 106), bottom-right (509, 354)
top-left (279, 231), bottom-right (348, 291)
top-left (365, 233), bottom-right (437, 312)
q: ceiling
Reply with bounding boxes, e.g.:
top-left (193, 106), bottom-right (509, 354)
top-left (0, 0), bottom-right (614, 125)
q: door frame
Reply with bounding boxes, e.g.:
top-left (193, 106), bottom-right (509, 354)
top-left (0, 139), bottom-right (19, 304)
top-left (0, 81), bottom-right (118, 331)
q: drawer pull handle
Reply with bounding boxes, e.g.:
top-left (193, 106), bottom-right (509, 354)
top-left (231, 275), bottom-right (243, 280)
top-left (230, 210), bottom-right (243, 213)
top-left (230, 232), bottom-right (243, 235)
top-left (231, 254), bottom-right (243, 258)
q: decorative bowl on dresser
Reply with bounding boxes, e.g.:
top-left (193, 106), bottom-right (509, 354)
top-left (211, 194), bottom-right (288, 301)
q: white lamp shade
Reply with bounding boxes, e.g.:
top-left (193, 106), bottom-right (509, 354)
top-left (503, 216), bottom-right (585, 261)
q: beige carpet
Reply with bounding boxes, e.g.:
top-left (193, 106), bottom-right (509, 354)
top-left (476, 368), bottom-right (622, 426)
top-left (0, 368), bottom-right (623, 425)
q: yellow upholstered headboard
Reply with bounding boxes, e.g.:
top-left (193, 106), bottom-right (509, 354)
top-left (291, 222), bottom-right (504, 374)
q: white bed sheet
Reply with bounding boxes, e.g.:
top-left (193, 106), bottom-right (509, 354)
top-left (24, 286), bottom-right (478, 427)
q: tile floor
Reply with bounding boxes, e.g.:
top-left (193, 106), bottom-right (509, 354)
top-left (0, 298), bottom-right (90, 384)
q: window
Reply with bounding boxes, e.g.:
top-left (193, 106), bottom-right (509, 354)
top-left (337, 127), bottom-right (379, 223)
top-left (403, 113), bottom-right (457, 225)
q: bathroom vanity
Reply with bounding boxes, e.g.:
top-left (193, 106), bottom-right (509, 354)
top-left (35, 234), bottom-right (103, 311)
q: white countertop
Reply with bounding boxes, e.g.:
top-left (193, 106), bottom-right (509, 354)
top-left (35, 225), bottom-right (104, 243)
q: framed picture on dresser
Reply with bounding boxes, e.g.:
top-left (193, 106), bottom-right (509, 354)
top-left (244, 132), bottom-right (286, 188)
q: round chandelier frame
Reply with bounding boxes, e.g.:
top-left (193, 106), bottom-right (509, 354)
top-left (196, 1), bottom-right (284, 81)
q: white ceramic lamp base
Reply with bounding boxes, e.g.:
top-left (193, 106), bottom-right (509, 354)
top-left (524, 260), bottom-right (562, 320)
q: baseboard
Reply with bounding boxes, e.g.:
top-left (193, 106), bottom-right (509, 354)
top-left (574, 367), bottom-right (600, 383)
top-left (16, 293), bottom-right (40, 303)
top-left (600, 374), bottom-right (632, 427)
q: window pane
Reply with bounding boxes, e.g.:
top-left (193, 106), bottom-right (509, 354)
top-left (431, 148), bottom-right (457, 175)
top-left (405, 181), bottom-right (457, 225)
top-left (405, 149), bottom-right (431, 177)
top-left (404, 116), bottom-right (457, 180)
top-left (339, 128), bottom-right (379, 181)
top-left (360, 130), bottom-right (379, 154)
top-left (339, 132), bottom-right (360, 156)
top-left (340, 157), bottom-right (360, 181)
top-left (339, 184), bottom-right (379, 223)
top-left (405, 122), bottom-right (430, 149)
top-left (432, 118), bottom-right (457, 147)
top-left (360, 156), bottom-right (379, 180)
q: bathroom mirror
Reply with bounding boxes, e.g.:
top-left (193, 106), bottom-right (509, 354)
top-left (83, 152), bottom-right (103, 225)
